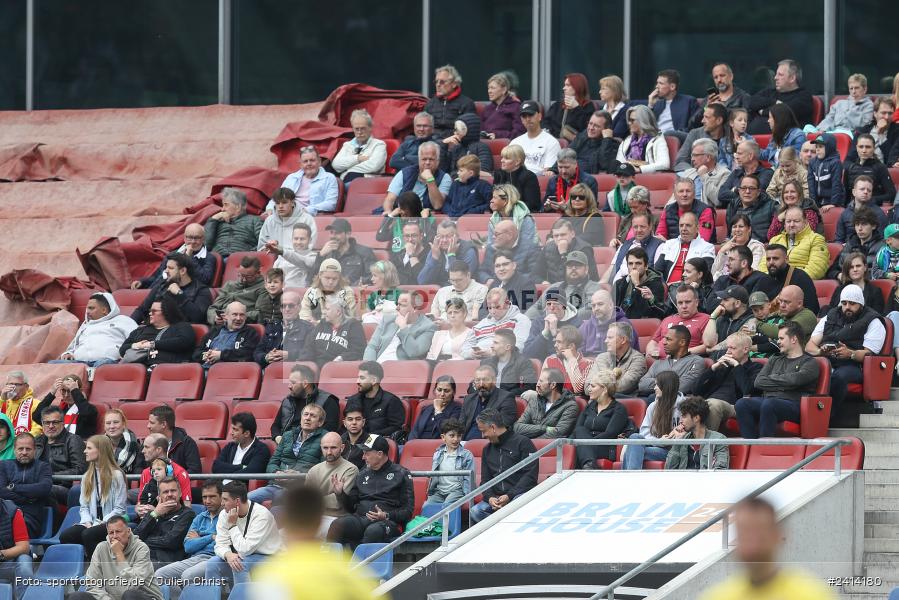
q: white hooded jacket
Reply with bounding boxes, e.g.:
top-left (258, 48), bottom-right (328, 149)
top-left (64, 292), bottom-right (138, 363)
top-left (256, 202), bottom-right (317, 251)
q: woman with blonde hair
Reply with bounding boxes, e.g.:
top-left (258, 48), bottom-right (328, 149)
top-left (766, 178), bottom-right (821, 240)
top-left (561, 183), bottom-right (604, 245)
top-left (299, 260), bottom-right (356, 322)
top-left (487, 184), bottom-right (538, 246)
top-left (598, 75), bottom-right (630, 138)
top-left (492, 144), bottom-right (541, 211)
top-left (59, 435), bottom-right (128, 557)
top-left (573, 369), bottom-right (630, 468)
top-left (103, 407), bottom-right (140, 473)
top-left (765, 146), bottom-right (809, 201)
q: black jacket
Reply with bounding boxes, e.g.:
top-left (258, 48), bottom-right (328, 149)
top-left (697, 360), bottom-right (762, 404)
top-left (493, 166), bottom-right (542, 213)
top-left (747, 87), bottom-right (815, 134)
top-left (132, 278), bottom-right (213, 325)
top-left (140, 251), bottom-right (217, 289)
top-left (768, 266), bottom-right (820, 316)
top-left (119, 322), bottom-right (196, 365)
top-left (345, 388), bottom-right (405, 437)
top-left (134, 505), bottom-right (195, 564)
top-left (212, 439), bottom-right (272, 476)
top-left (543, 101), bottom-right (594, 138)
top-left (718, 166), bottom-right (775, 208)
top-left (706, 270), bottom-right (778, 314)
top-left (310, 318), bottom-right (365, 366)
top-left (36, 388), bottom-right (98, 440)
top-left (614, 269), bottom-right (667, 319)
top-left (192, 324), bottom-right (260, 364)
top-left (480, 350), bottom-right (538, 395)
top-left (483, 273), bottom-right (539, 314)
top-left (312, 238), bottom-right (377, 286)
top-left (339, 459), bottom-right (415, 525)
top-left (424, 92), bottom-right (477, 138)
top-left (168, 427), bottom-right (202, 474)
top-left (407, 402), bottom-right (462, 441)
top-left (459, 387), bottom-right (518, 441)
top-left (0, 459), bottom-right (52, 537)
top-left (389, 246), bottom-right (428, 286)
top-left (34, 429), bottom-right (86, 479)
top-left (340, 429), bottom-right (368, 470)
top-left (843, 157), bottom-right (897, 206)
top-left (533, 237), bottom-right (599, 283)
top-left (272, 388), bottom-right (341, 439)
top-left (480, 429), bottom-right (538, 502)
top-left (569, 130), bottom-right (620, 174)
top-left (253, 317), bottom-right (316, 367)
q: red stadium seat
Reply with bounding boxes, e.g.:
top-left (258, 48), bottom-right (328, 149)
top-left (813, 280), bottom-right (838, 310)
top-left (537, 176), bottom-right (550, 197)
top-left (208, 252), bottom-right (224, 287)
top-left (802, 437), bottom-right (864, 470)
top-left (111, 290), bottom-right (150, 320)
top-left (619, 398), bottom-right (646, 431)
top-left (822, 207), bottom-right (842, 241)
top-left (593, 246), bottom-right (615, 267)
top-left (196, 440), bottom-right (219, 472)
top-left (382, 360), bottom-right (432, 398)
top-left (342, 176), bottom-right (392, 216)
top-left (222, 252), bottom-right (275, 285)
top-left (118, 401), bottom-right (164, 437)
top-left (484, 138), bottom-right (510, 157)
top-left (383, 138), bottom-right (400, 175)
top-left (631, 319), bottom-right (661, 351)
top-left (190, 324), bottom-right (209, 346)
top-left (258, 362), bottom-right (318, 403)
top-left (432, 361), bottom-right (481, 399)
top-left (532, 439), bottom-right (576, 483)
top-left (663, 136), bottom-right (680, 167)
top-left (474, 102), bottom-right (488, 118)
top-left (68, 288), bottom-right (95, 323)
top-left (515, 397), bottom-right (527, 419)
top-left (634, 172), bottom-right (676, 191)
top-left (826, 243), bottom-right (841, 267)
top-left (90, 364), bottom-right (147, 405)
top-left (456, 215), bottom-right (492, 241)
top-left (400, 398), bottom-right (416, 431)
top-left (232, 401), bottom-right (281, 438)
top-left (363, 322), bottom-right (377, 342)
top-left (828, 95), bottom-right (848, 108)
top-left (594, 174), bottom-right (617, 193)
top-left (201, 362), bottom-right (261, 404)
top-left (400, 439), bottom-right (442, 472)
top-left (754, 134), bottom-right (771, 151)
top-left (870, 279), bottom-right (894, 308)
top-left (890, 168), bottom-right (899, 189)
top-left (319, 361), bottom-right (363, 398)
top-left (811, 96), bottom-right (825, 127)
top-left (846, 317), bottom-right (895, 403)
top-left (176, 401), bottom-right (229, 439)
top-left (145, 363), bottom-right (204, 404)
top-left (248, 323), bottom-right (265, 339)
top-left (745, 443), bottom-right (806, 469)
top-left (649, 190), bottom-right (669, 210)
top-left (93, 403), bottom-right (108, 435)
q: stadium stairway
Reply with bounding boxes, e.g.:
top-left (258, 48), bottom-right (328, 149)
top-left (829, 391), bottom-right (899, 598)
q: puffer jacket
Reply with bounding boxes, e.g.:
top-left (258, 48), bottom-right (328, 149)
top-left (63, 292), bottom-right (137, 363)
top-left (440, 112), bottom-right (494, 175)
top-left (424, 89), bottom-right (477, 138)
top-left (763, 224), bottom-right (830, 280)
top-left (257, 202), bottom-right (317, 251)
top-left (513, 390), bottom-right (580, 439)
top-left (267, 427), bottom-right (326, 473)
top-left (808, 133), bottom-right (846, 207)
top-left (204, 212), bottom-right (262, 257)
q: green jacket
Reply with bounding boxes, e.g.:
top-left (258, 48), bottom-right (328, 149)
top-left (266, 427), bottom-right (325, 474)
top-left (757, 307), bottom-right (818, 341)
top-left (664, 429), bottom-right (729, 470)
top-left (206, 277), bottom-right (267, 325)
top-left (0, 414), bottom-right (13, 460)
top-left (204, 212), bottom-right (263, 258)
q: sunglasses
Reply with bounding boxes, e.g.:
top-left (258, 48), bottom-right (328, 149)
top-left (570, 194), bottom-right (587, 201)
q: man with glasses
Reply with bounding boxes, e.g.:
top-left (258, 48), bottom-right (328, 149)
top-left (390, 112), bottom-right (438, 171)
top-left (331, 109), bottom-right (387, 184)
top-left (424, 65), bottom-right (477, 139)
top-left (132, 251), bottom-right (212, 325)
top-left (718, 140), bottom-right (774, 207)
top-left (541, 148), bottom-right (598, 212)
top-left (478, 220), bottom-right (539, 287)
top-left (34, 406), bottom-right (85, 507)
top-left (419, 219), bottom-right (479, 286)
top-left (131, 223), bottom-right (215, 289)
top-left (675, 137), bottom-right (731, 209)
top-left (431, 261), bottom-right (488, 321)
top-left (0, 372), bottom-right (41, 436)
top-left (254, 290), bottom-right (315, 368)
top-left (725, 173), bottom-right (775, 242)
top-left (389, 220), bottom-right (429, 285)
top-left (482, 250), bottom-right (537, 313)
top-left (266, 145), bottom-right (339, 216)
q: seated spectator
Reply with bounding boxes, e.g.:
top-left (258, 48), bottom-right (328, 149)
top-left (816, 73), bottom-right (873, 133)
top-left (364, 291), bottom-right (435, 361)
top-left (436, 155), bottom-right (492, 218)
top-left (570, 110), bottom-right (620, 174)
top-left (462, 288), bottom-right (531, 359)
top-left (579, 288), bottom-right (637, 354)
top-left (257, 187), bottom-right (317, 258)
top-left (480, 249), bottom-right (538, 312)
top-left (133, 252), bottom-right (212, 325)
top-left (132, 223), bottom-right (215, 290)
top-left (377, 191), bottom-right (437, 256)
top-left (204, 188), bottom-right (262, 259)
top-left (469, 408), bottom-right (537, 523)
top-left (604, 163), bottom-right (638, 219)
top-left (119, 298), bottom-right (195, 367)
top-left (615, 104), bottom-right (671, 173)
top-left (664, 397), bottom-right (729, 470)
top-left (153, 481), bottom-right (223, 592)
top-left (800, 139), bottom-right (817, 166)
top-left (425, 64), bottom-right (477, 139)
top-left (390, 111), bottom-right (438, 171)
top-left (844, 135), bottom-right (897, 206)
top-left (193, 301), bottom-right (260, 369)
top-left (254, 267), bottom-right (283, 325)
top-left (702, 285), bottom-right (756, 358)
top-left (666, 257), bottom-right (715, 318)
top-left (874, 224), bottom-right (899, 281)
top-left (330, 109), bottom-right (387, 183)
top-left (439, 113), bottom-right (493, 175)
top-left (299, 259), bottom-right (357, 323)
top-left (103, 409), bottom-right (140, 474)
top-left (460, 365), bottom-right (517, 440)
top-left (745, 292), bottom-right (782, 357)
top-left (622, 371), bottom-right (684, 470)
top-left (327, 434), bottom-right (414, 545)
top-left (0, 433), bottom-right (51, 538)
top-left (598, 74), bottom-right (630, 138)
top-left (423, 418), bottom-right (474, 508)
top-left (272, 364), bottom-right (339, 440)
top-left (768, 180), bottom-right (823, 243)
top-left (658, 178), bottom-right (716, 242)
top-left (516, 368), bottom-right (579, 439)
top-left (361, 260), bottom-right (401, 322)
top-left (212, 413), bottom-right (272, 483)
top-left (34, 406), bottom-right (84, 506)
top-left (206, 255), bottom-right (265, 326)
top-left (145, 405), bottom-right (202, 475)
top-left (205, 482), bottom-right (280, 588)
top-left (534, 220), bottom-right (599, 284)
top-left (312, 217), bottom-right (376, 286)
top-left (542, 148), bottom-right (599, 212)
top-left (408, 376), bottom-right (462, 442)
top-left (524, 289), bottom-right (583, 361)
top-left (766, 146), bottom-right (810, 203)
top-left (737, 321), bottom-right (822, 437)
top-left (849, 97), bottom-right (899, 166)
top-left (419, 219), bottom-right (479, 287)
top-left (760, 103), bottom-right (805, 167)
top-left (134, 477), bottom-right (195, 568)
top-left (653, 212), bottom-right (716, 286)
top-left (254, 290), bottom-right (315, 368)
top-left (751, 285), bottom-right (817, 357)
top-left (60, 435), bottom-right (128, 558)
top-left (613, 247), bottom-right (666, 320)
top-left (345, 362), bottom-right (405, 438)
top-left (690, 63), bottom-right (750, 128)
top-left (249, 405), bottom-right (326, 503)
top-left (478, 219), bottom-right (539, 287)
top-left (36, 374), bottom-right (97, 440)
top-left (762, 207), bottom-right (830, 280)
top-left (808, 285), bottom-right (885, 427)
top-left (561, 184), bottom-right (605, 246)
top-left (747, 59), bottom-right (814, 134)
top-left (265, 222), bottom-right (316, 288)
top-left (479, 328), bottom-right (537, 395)
top-left (673, 104), bottom-right (728, 173)
top-left (648, 68), bottom-right (696, 136)
top-left (725, 174), bottom-right (775, 241)
top-left (588, 322), bottom-right (647, 396)
top-left (382, 141), bottom-right (451, 214)
top-left (488, 183), bottom-right (539, 249)
top-left (136, 458), bottom-right (168, 510)
top-left (340, 408), bottom-right (368, 471)
top-left (426, 297), bottom-right (473, 361)
top-left (638, 325), bottom-right (707, 397)
top-left (718, 107), bottom-right (753, 170)
top-left (835, 177), bottom-right (888, 245)
top-left (708, 244), bottom-right (777, 312)
top-left (390, 220), bottom-right (429, 285)
top-left (535, 325), bottom-right (592, 397)
top-left (493, 144), bottom-right (541, 212)
top-left (761, 245), bottom-right (820, 315)
top-left (827, 251), bottom-right (884, 315)
top-left (431, 261), bottom-right (487, 320)
top-left (510, 101), bottom-right (562, 176)
top-left (808, 133), bottom-right (846, 208)
top-left (574, 370), bottom-right (630, 468)
top-left (269, 146), bottom-right (339, 216)
top-left (698, 332), bottom-right (762, 431)
top-left (482, 72), bottom-right (524, 139)
top-left (57, 292), bottom-right (138, 368)
top-left (304, 432), bottom-right (359, 536)
top-left (310, 296), bottom-right (364, 366)
top-left (67, 515), bottom-right (162, 600)
top-left (542, 73), bottom-right (593, 140)
top-left (530, 251), bottom-right (602, 319)
top-left (677, 137), bottom-right (731, 209)
top-left (608, 209), bottom-right (663, 283)
top-left (717, 140), bottom-right (774, 207)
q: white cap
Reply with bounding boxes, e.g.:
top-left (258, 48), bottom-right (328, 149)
top-left (839, 284), bottom-right (865, 306)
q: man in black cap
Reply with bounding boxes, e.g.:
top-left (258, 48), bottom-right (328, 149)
top-left (522, 287), bottom-right (583, 361)
top-left (313, 218), bottom-right (376, 286)
top-left (510, 100), bottom-right (562, 176)
top-left (702, 285), bottom-right (755, 359)
top-left (527, 250), bottom-right (602, 320)
top-left (327, 433), bottom-right (414, 547)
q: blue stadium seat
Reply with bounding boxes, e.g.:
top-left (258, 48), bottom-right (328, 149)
top-left (23, 583), bottom-right (62, 600)
top-left (33, 544), bottom-right (84, 581)
top-left (889, 586), bottom-right (899, 600)
top-left (227, 582), bottom-right (251, 600)
top-left (0, 583), bottom-right (10, 600)
top-left (352, 543), bottom-right (393, 581)
top-left (29, 507), bottom-right (54, 545)
top-left (406, 503), bottom-right (461, 543)
top-left (181, 585), bottom-right (220, 600)
top-left (31, 507), bottom-right (81, 546)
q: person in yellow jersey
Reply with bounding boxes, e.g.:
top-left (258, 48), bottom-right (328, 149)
top-left (251, 485), bottom-right (385, 600)
top-left (699, 497), bottom-right (837, 600)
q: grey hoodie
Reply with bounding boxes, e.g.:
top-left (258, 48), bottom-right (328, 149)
top-left (83, 534), bottom-right (164, 600)
top-left (64, 293), bottom-right (138, 363)
top-left (257, 202), bottom-right (317, 251)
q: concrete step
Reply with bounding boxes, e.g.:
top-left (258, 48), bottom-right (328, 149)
top-left (864, 483), bottom-right (899, 499)
top-left (854, 442), bottom-right (899, 458)
top-left (829, 427), bottom-right (899, 442)
top-left (865, 496), bottom-right (899, 511)
top-left (863, 456), bottom-right (899, 469)
top-left (860, 413), bottom-right (899, 427)
top-left (865, 511), bottom-right (899, 524)
top-left (862, 470), bottom-right (899, 484)
top-left (865, 523), bottom-right (899, 538)
top-left (865, 538), bottom-right (899, 553)
top-left (889, 388), bottom-right (899, 402)
top-left (866, 561), bottom-right (899, 579)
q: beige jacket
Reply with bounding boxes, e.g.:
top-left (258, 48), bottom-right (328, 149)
top-left (588, 348), bottom-right (648, 396)
top-left (305, 457), bottom-right (359, 517)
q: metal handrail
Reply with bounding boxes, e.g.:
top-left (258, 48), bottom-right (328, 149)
top-left (51, 469), bottom-right (473, 482)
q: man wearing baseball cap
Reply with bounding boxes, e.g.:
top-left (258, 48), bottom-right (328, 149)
top-left (702, 285), bottom-right (754, 358)
top-left (327, 433), bottom-right (414, 547)
top-left (313, 218), bottom-right (376, 286)
top-left (807, 284), bottom-right (886, 427)
top-left (510, 100), bottom-right (562, 176)
top-left (521, 287), bottom-right (582, 361)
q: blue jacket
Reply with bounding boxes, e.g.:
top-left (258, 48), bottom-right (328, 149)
top-left (183, 509), bottom-right (219, 556)
top-left (408, 402), bottom-right (462, 441)
top-left (427, 443), bottom-right (475, 496)
top-left (760, 127), bottom-right (806, 167)
top-left (808, 133), bottom-right (846, 207)
top-left (652, 94), bottom-right (697, 133)
top-left (389, 135), bottom-right (434, 171)
top-left (418, 240), bottom-right (479, 286)
top-left (441, 177), bottom-right (493, 218)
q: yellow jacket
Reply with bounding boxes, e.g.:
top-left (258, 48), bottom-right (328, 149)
top-left (1, 388), bottom-right (43, 436)
top-left (759, 224), bottom-right (830, 280)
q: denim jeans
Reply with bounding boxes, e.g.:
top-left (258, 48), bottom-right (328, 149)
top-left (469, 501), bottom-right (496, 524)
top-left (621, 434), bottom-right (670, 470)
top-left (0, 554), bottom-right (34, 600)
top-left (247, 485), bottom-right (282, 504)
top-left (204, 553), bottom-right (269, 587)
top-left (735, 396), bottom-right (800, 438)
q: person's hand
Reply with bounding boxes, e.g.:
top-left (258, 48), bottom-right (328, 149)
top-left (696, 165), bottom-right (709, 177)
top-left (130, 281), bottom-right (142, 290)
top-left (876, 116), bottom-right (889, 132)
top-left (711, 305), bottom-right (725, 319)
top-left (833, 342), bottom-right (853, 360)
top-left (471, 347), bottom-right (487, 359)
top-left (394, 311), bottom-right (408, 330)
top-left (321, 240), bottom-right (339, 256)
top-left (212, 211), bottom-right (230, 222)
top-left (366, 505), bottom-right (388, 522)
top-left (226, 552), bottom-right (244, 572)
top-left (154, 498), bottom-right (180, 517)
top-left (560, 346), bottom-right (577, 362)
top-left (708, 92), bottom-right (721, 104)
top-left (486, 132), bottom-right (496, 140)
top-left (389, 207), bottom-right (402, 218)
top-left (53, 378), bottom-right (63, 392)
top-left (638, 286), bottom-right (653, 300)
top-left (563, 95), bottom-right (578, 110)
top-left (330, 473), bottom-right (345, 495)
top-left (264, 239), bottom-right (283, 256)
top-left (358, 154), bottom-right (370, 163)
top-left (266, 349), bottom-right (286, 363)
top-left (629, 268), bottom-right (642, 286)
top-left (488, 496), bottom-right (503, 510)
top-left (132, 340), bottom-right (152, 351)
top-left (820, 205), bottom-right (834, 214)
top-left (429, 238), bottom-right (442, 260)
top-left (62, 378), bottom-right (78, 392)
top-left (602, 128), bottom-right (614, 139)
top-left (442, 135), bottom-right (461, 146)
top-left (405, 242), bottom-right (419, 259)
top-left (446, 233), bottom-right (460, 255)
top-left (204, 350), bottom-right (222, 364)
top-left (135, 504), bottom-right (152, 517)
top-left (260, 210), bottom-right (272, 221)
top-left (544, 313), bottom-right (559, 336)
top-left (648, 88), bottom-right (659, 107)
top-left (421, 208), bottom-right (431, 218)
top-left (109, 537), bottom-right (125, 560)
top-left (420, 169), bottom-right (434, 182)
top-left (610, 238), bottom-right (622, 249)
top-left (214, 313), bottom-right (225, 326)
top-left (556, 238), bottom-right (570, 254)
top-left (649, 347), bottom-right (660, 359)
top-left (167, 282), bottom-right (182, 296)
top-left (225, 507), bottom-right (239, 528)
top-left (186, 531), bottom-right (199, 539)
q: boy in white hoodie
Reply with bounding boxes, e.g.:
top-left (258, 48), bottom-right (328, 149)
top-left (54, 292), bottom-right (137, 367)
